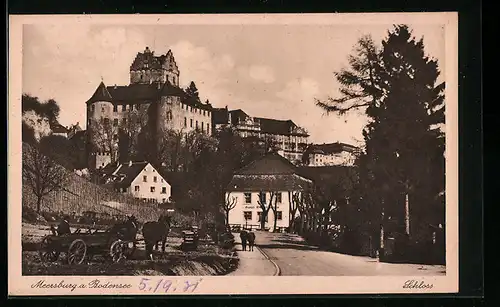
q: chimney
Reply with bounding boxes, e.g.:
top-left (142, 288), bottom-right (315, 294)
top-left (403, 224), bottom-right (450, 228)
top-left (128, 161), bottom-right (133, 167)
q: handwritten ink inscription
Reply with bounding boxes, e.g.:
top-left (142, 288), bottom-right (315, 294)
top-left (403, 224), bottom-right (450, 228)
top-left (402, 279), bottom-right (434, 289)
top-left (138, 278), bottom-right (203, 294)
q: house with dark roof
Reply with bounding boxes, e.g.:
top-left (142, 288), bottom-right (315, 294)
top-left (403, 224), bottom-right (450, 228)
top-left (225, 152), bottom-right (313, 230)
top-left (85, 47), bottom-right (213, 169)
top-left (303, 142), bottom-right (359, 166)
top-left (50, 121), bottom-right (69, 138)
top-left (212, 107), bottom-right (310, 165)
top-left (103, 161), bottom-right (172, 204)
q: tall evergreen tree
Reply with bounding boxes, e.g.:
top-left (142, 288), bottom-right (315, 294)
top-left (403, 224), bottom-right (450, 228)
top-left (185, 81), bottom-right (201, 103)
top-left (316, 25), bottom-right (445, 249)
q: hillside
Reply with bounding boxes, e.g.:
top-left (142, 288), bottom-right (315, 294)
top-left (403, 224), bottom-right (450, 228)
top-left (22, 142), bottom-right (165, 222)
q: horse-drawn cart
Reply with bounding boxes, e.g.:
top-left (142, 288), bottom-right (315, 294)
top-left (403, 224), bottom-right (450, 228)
top-left (39, 224), bottom-right (137, 265)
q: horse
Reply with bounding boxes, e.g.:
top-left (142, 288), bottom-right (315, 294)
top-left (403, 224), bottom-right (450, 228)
top-left (142, 215), bottom-right (171, 260)
top-left (108, 215), bottom-right (139, 249)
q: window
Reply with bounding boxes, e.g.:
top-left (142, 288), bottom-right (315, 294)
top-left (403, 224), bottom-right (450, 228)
top-left (91, 105), bottom-right (95, 112)
top-left (257, 212), bottom-right (268, 222)
top-left (161, 178), bottom-right (164, 183)
top-left (184, 117), bottom-right (187, 127)
top-left (190, 107), bottom-right (193, 112)
top-left (276, 211), bottom-right (283, 220)
top-left (190, 119), bottom-right (193, 128)
top-left (113, 105), bottom-right (118, 112)
top-left (196, 121), bottom-right (198, 131)
top-left (161, 187), bottom-right (167, 194)
top-left (135, 186), bottom-right (140, 192)
top-left (244, 193), bottom-right (252, 203)
top-left (207, 124), bottom-right (210, 134)
top-left (122, 105), bottom-right (126, 111)
top-left (259, 192), bottom-right (266, 204)
top-left (276, 192), bottom-right (282, 203)
top-left (113, 119), bottom-right (118, 126)
top-left (101, 106), bottom-right (105, 112)
top-left (153, 176), bottom-right (157, 183)
top-left (143, 175), bottom-right (147, 182)
top-left (173, 76), bottom-right (176, 84)
top-left (243, 211), bottom-right (252, 221)
top-left (203, 110), bottom-right (206, 116)
top-left (150, 186), bottom-right (155, 193)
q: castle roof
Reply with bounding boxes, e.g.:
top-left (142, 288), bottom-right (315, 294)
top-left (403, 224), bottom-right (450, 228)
top-left (130, 47), bottom-right (178, 72)
top-left (85, 81), bottom-right (186, 105)
top-left (86, 82), bottom-right (113, 104)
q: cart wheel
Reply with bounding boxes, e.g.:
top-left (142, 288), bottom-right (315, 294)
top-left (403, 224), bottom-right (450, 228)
top-left (67, 239), bottom-right (87, 265)
top-left (110, 240), bottom-right (125, 263)
top-left (38, 236), bottom-right (60, 262)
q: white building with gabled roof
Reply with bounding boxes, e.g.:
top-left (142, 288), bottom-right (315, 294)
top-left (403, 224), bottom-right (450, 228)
top-left (103, 161), bottom-right (172, 204)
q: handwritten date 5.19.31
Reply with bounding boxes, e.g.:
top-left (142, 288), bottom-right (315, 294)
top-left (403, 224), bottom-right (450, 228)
top-left (138, 278), bottom-right (203, 293)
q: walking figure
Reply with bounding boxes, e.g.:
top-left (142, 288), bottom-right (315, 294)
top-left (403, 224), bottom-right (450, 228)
top-left (247, 229), bottom-right (256, 251)
top-left (239, 229), bottom-right (248, 251)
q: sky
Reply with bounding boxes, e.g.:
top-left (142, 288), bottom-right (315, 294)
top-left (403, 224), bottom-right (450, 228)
top-left (22, 21), bottom-right (445, 145)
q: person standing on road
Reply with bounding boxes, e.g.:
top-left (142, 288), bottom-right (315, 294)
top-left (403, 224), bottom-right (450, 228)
top-left (239, 229), bottom-right (248, 251)
top-left (247, 229), bottom-right (256, 251)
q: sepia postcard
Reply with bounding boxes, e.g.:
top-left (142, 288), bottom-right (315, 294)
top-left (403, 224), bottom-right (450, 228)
top-left (8, 12), bottom-right (459, 296)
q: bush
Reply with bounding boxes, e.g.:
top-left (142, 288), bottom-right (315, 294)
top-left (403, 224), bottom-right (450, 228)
top-left (22, 206), bottom-right (46, 224)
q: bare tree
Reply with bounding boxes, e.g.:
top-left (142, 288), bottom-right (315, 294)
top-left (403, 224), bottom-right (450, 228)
top-left (22, 144), bottom-right (69, 213)
top-left (268, 191), bottom-right (281, 232)
top-left (89, 117), bottom-right (120, 163)
top-left (288, 191), bottom-right (300, 232)
top-left (223, 194), bottom-right (237, 226)
top-left (257, 191), bottom-right (274, 230)
top-left (118, 107), bottom-right (149, 162)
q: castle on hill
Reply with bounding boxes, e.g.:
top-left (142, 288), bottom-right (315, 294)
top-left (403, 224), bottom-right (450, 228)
top-left (85, 47), bottom-right (213, 169)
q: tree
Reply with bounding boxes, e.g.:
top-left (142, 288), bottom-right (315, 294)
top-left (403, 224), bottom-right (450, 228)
top-left (185, 81), bottom-right (201, 103)
top-left (316, 25), bottom-right (445, 254)
top-left (288, 191), bottom-right (300, 231)
top-left (22, 94), bottom-right (61, 125)
top-left (39, 134), bottom-right (78, 170)
top-left (268, 191), bottom-right (283, 232)
top-left (22, 121), bottom-right (37, 144)
top-left (223, 194), bottom-right (237, 226)
top-left (117, 107), bottom-right (149, 162)
top-left (88, 117), bottom-right (120, 164)
top-left (257, 192), bottom-right (275, 230)
top-left (22, 144), bottom-right (69, 213)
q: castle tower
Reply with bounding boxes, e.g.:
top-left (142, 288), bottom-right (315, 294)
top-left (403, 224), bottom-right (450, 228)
top-left (85, 81), bottom-right (117, 169)
top-left (129, 47), bottom-right (180, 87)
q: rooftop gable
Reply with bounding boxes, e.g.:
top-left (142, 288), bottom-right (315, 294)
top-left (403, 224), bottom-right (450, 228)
top-left (236, 152), bottom-right (298, 175)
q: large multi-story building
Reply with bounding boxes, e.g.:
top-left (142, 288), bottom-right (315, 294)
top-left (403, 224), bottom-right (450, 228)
top-left (212, 107), bottom-right (310, 164)
top-left (85, 47), bottom-right (213, 169)
top-left (302, 142), bottom-right (359, 166)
